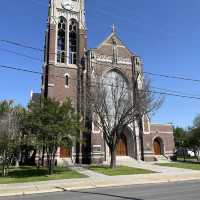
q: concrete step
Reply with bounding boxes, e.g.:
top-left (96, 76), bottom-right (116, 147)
top-left (154, 155), bottom-right (170, 163)
top-left (103, 156), bottom-right (142, 166)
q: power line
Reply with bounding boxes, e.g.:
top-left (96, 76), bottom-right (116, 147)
top-left (29, 0), bottom-right (184, 45)
top-left (0, 39), bottom-right (72, 57)
top-left (0, 64), bottom-right (42, 75)
top-left (0, 47), bottom-right (43, 62)
top-left (1, 38), bottom-right (200, 84)
top-left (1, 64), bottom-right (200, 101)
top-left (0, 39), bottom-right (75, 63)
top-left (6, 0), bottom-right (199, 104)
top-left (148, 91), bottom-right (200, 101)
top-left (0, 40), bottom-right (44, 52)
top-left (91, 61), bottom-right (200, 84)
top-left (151, 86), bottom-right (200, 98)
top-left (144, 71), bottom-right (200, 83)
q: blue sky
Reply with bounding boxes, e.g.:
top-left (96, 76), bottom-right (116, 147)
top-left (0, 0), bottom-right (200, 128)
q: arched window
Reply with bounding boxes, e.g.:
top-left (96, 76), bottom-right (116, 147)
top-left (69, 19), bottom-right (78, 64)
top-left (103, 70), bottom-right (129, 126)
top-left (57, 17), bottom-right (66, 63)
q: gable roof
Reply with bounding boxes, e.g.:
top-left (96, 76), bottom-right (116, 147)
top-left (150, 124), bottom-right (173, 133)
top-left (95, 32), bottom-right (134, 58)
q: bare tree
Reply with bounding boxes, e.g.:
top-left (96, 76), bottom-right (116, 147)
top-left (0, 100), bottom-right (24, 176)
top-left (90, 68), bottom-right (163, 168)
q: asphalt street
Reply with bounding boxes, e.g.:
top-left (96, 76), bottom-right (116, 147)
top-left (1, 181), bottom-right (200, 200)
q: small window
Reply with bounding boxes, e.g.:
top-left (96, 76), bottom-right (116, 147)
top-left (65, 75), bottom-right (69, 86)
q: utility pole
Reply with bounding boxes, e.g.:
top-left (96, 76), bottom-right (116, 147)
top-left (131, 55), bottom-right (144, 161)
top-left (131, 55), bottom-right (139, 160)
top-left (42, 0), bottom-right (52, 166)
top-left (44, 0), bottom-right (52, 98)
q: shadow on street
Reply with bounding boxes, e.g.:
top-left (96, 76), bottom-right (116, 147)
top-left (56, 187), bottom-right (143, 200)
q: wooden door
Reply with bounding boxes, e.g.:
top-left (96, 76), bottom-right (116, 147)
top-left (116, 135), bottom-right (128, 156)
top-left (60, 146), bottom-right (71, 158)
top-left (154, 140), bottom-right (161, 155)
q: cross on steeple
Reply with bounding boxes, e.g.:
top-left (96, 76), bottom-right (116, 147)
top-left (112, 24), bottom-right (116, 33)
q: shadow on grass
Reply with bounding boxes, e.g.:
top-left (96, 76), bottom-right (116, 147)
top-left (8, 168), bottom-right (48, 178)
top-left (88, 165), bottom-right (154, 176)
top-left (0, 167), bottom-right (71, 178)
top-left (57, 187), bottom-right (143, 200)
top-left (177, 160), bottom-right (200, 164)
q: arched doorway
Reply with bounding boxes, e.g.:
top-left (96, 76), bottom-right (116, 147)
top-left (153, 138), bottom-right (163, 155)
top-left (106, 126), bottom-right (137, 160)
top-left (116, 134), bottom-right (128, 156)
top-left (60, 146), bottom-right (71, 158)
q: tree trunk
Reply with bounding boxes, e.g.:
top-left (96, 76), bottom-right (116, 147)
top-left (2, 150), bottom-right (6, 177)
top-left (139, 117), bottom-right (144, 161)
top-left (15, 148), bottom-right (21, 168)
top-left (196, 151), bottom-right (199, 162)
top-left (42, 145), bottom-right (45, 167)
top-left (37, 149), bottom-right (41, 169)
top-left (48, 148), bottom-right (56, 175)
top-left (110, 148), bottom-right (116, 168)
top-left (194, 151), bottom-right (198, 161)
top-left (15, 160), bottom-right (19, 168)
top-left (48, 158), bottom-right (53, 175)
top-left (183, 148), bottom-right (186, 162)
top-left (2, 164), bottom-right (6, 177)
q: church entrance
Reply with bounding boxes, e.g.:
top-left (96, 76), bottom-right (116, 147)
top-left (153, 138), bottom-right (162, 155)
top-left (116, 134), bottom-right (128, 156)
top-left (60, 146), bottom-right (71, 158)
top-left (106, 126), bottom-right (137, 160)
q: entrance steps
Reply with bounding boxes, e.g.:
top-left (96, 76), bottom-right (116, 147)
top-left (103, 156), bottom-right (142, 166)
top-left (154, 155), bottom-right (171, 163)
top-left (117, 156), bottom-right (145, 165)
top-left (103, 155), bottom-right (170, 166)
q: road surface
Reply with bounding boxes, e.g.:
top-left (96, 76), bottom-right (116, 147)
top-left (1, 181), bottom-right (200, 200)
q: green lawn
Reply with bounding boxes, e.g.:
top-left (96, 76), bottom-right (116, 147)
top-left (177, 156), bottom-right (197, 160)
top-left (158, 162), bottom-right (200, 170)
top-left (177, 157), bottom-right (199, 163)
top-left (0, 166), bottom-right (86, 184)
top-left (89, 166), bottom-right (155, 176)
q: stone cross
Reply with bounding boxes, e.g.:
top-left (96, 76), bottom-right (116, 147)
top-left (112, 24), bottom-right (116, 33)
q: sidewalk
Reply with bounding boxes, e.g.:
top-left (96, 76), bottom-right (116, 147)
top-left (0, 164), bottom-right (200, 197)
top-left (117, 160), bottom-right (199, 175)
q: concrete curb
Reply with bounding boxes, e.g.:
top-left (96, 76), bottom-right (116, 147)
top-left (1, 172), bottom-right (200, 197)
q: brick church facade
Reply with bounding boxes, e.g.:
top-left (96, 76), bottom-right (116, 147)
top-left (36, 0), bottom-right (175, 165)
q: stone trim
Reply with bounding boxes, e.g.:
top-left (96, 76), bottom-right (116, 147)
top-left (48, 83), bottom-right (55, 87)
top-left (151, 131), bottom-right (173, 134)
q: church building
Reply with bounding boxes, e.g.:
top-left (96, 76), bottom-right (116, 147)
top-left (39, 0), bottom-right (175, 165)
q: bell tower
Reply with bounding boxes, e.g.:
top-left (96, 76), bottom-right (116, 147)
top-left (42, 0), bottom-right (87, 164)
top-left (42, 0), bottom-right (87, 103)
